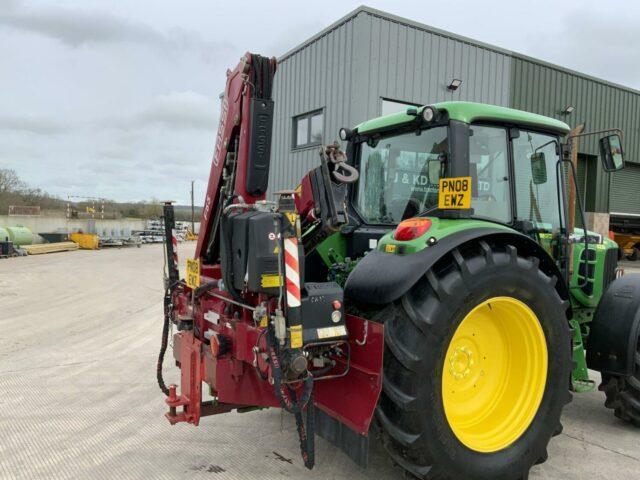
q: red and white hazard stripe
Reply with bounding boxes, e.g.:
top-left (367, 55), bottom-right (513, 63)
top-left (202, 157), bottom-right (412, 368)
top-left (284, 237), bottom-right (301, 308)
top-left (171, 228), bottom-right (179, 271)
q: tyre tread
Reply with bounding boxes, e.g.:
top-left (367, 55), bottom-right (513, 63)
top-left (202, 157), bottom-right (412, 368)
top-left (385, 320), bottom-right (421, 372)
top-left (382, 376), bottom-right (419, 412)
top-left (375, 407), bottom-right (420, 447)
top-left (599, 334), bottom-right (640, 427)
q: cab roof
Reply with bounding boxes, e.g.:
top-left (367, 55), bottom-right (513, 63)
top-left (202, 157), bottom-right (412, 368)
top-left (355, 101), bottom-right (571, 135)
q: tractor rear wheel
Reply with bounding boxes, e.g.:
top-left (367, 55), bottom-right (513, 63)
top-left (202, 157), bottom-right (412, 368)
top-left (375, 241), bottom-right (572, 480)
top-left (600, 333), bottom-right (640, 427)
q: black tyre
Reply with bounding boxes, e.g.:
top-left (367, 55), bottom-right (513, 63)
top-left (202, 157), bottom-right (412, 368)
top-left (375, 240), bottom-right (572, 480)
top-left (600, 333), bottom-right (640, 427)
top-left (628, 247), bottom-right (640, 261)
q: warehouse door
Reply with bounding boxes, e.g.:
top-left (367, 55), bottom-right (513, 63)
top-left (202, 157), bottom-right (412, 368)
top-left (610, 163), bottom-right (640, 215)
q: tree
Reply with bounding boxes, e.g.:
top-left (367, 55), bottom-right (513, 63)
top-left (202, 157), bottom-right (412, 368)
top-left (0, 169), bottom-right (25, 193)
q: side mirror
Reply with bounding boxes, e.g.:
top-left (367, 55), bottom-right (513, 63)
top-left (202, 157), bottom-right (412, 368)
top-left (599, 134), bottom-right (624, 172)
top-left (530, 152), bottom-right (548, 185)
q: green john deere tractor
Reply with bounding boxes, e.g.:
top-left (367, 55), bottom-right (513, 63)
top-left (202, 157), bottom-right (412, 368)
top-left (303, 102), bottom-right (640, 479)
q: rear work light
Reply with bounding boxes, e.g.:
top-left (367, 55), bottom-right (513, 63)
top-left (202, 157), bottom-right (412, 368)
top-left (393, 218), bottom-right (432, 241)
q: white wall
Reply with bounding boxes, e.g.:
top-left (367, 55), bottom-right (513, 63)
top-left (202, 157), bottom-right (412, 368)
top-left (0, 215), bottom-right (147, 244)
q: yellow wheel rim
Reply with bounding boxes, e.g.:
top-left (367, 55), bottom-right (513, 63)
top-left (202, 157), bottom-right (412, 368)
top-left (442, 296), bottom-right (548, 453)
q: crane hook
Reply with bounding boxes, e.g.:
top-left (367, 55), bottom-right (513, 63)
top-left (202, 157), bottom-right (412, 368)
top-left (323, 142), bottom-right (359, 184)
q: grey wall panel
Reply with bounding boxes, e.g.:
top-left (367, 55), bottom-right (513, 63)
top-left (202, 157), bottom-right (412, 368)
top-left (355, 12), bottom-right (512, 121)
top-left (269, 15), bottom-right (357, 196)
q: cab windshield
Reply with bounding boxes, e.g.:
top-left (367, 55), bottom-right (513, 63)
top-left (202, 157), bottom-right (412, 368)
top-left (355, 127), bottom-right (448, 224)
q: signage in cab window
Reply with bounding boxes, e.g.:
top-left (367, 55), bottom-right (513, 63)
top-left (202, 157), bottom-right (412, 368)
top-left (438, 176), bottom-right (472, 209)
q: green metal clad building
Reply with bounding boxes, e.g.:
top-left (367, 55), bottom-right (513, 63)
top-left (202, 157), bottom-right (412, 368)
top-left (270, 6), bottom-right (639, 232)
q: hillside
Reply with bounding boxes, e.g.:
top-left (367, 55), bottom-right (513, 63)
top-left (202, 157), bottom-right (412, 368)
top-left (0, 168), bottom-right (202, 221)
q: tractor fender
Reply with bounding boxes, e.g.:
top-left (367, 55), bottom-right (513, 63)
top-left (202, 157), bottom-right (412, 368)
top-left (586, 274), bottom-right (640, 376)
top-left (344, 228), bottom-right (569, 306)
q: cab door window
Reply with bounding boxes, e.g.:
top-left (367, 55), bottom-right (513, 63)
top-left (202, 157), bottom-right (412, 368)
top-left (469, 125), bottom-right (511, 223)
top-left (512, 131), bottom-right (562, 231)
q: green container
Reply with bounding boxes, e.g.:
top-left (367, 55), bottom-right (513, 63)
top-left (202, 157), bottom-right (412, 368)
top-left (6, 226), bottom-right (33, 246)
top-left (0, 227), bottom-right (9, 242)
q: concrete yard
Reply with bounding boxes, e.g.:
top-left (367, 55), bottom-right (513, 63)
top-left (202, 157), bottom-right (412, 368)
top-left (1, 244), bottom-right (639, 480)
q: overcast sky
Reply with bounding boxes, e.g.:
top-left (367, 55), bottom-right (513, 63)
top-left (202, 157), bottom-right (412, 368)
top-left (1, 0), bottom-right (638, 204)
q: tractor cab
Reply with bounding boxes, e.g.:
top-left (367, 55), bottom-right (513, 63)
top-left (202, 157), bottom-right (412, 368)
top-left (334, 102), bottom-right (624, 283)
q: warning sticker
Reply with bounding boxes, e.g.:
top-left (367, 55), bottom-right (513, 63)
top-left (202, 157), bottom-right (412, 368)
top-left (290, 325), bottom-right (303, 349)
top-left (317, 325), bottom-right (347, 339)
top-left (261, 273), bottom-right (282, 288)
top-left (438, 176), bottom-right (472, 209)
top-left (284, 212), bottom-right (298, 226)
top-left (186, 258), bottom-right (201, 289)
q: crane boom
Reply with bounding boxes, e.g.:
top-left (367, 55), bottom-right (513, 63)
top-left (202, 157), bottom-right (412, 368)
top-left (195, 53), bottom-right (277, 264)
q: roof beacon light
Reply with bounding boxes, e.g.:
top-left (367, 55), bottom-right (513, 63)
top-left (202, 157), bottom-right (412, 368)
top-left (394, 218), bottom-right (433, 241)
top-left (422, 106), bottom-right (437, 123)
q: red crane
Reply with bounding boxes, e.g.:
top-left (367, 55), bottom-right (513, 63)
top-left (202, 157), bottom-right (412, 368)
top-left (158, 53), bottom-right (382, 470)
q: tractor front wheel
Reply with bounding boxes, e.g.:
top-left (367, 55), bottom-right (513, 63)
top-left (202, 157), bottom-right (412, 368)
top-left (600, 333), bottom-right (640, 427)
top-left (375, 240), bottom-right (572, 480)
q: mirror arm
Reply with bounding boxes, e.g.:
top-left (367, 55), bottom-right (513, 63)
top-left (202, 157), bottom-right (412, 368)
top-left (534, 139), bottom-right (559, 155)
top-left (556, 157), bottom-right (590, 290)
top-left (555, 158), bottom-right (571, 285)
top-left (566, 128), bottom-right (624, 141)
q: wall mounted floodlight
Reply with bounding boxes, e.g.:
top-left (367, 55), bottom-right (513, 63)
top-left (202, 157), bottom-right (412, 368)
top-left (562, 105), bottom-right (575, 115)
top-left (447, 79), bottom-right (463, 91)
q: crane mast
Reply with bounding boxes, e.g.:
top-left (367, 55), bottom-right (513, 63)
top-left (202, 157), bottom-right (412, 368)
top-left (195, 53), bottom-right (276, 265)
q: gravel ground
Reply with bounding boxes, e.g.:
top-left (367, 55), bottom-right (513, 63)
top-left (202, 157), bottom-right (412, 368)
top-left (1, 244), bottom-right (639, 479)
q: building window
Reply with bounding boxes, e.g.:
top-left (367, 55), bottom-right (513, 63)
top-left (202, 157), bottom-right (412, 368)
top-left (381, 98), bottom-right (421, 116)
top-left (293, 110), bottom-right (323, 148)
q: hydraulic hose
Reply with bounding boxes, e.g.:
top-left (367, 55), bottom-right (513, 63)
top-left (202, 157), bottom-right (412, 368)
top-left (290, 389), bottom-right (315, 470)
top-left (157, 287), bottom-right (172, 396)
top-left (267, 343), bottom-right (314, 414)
top-left (266, 328), bottom-right (315, 470)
